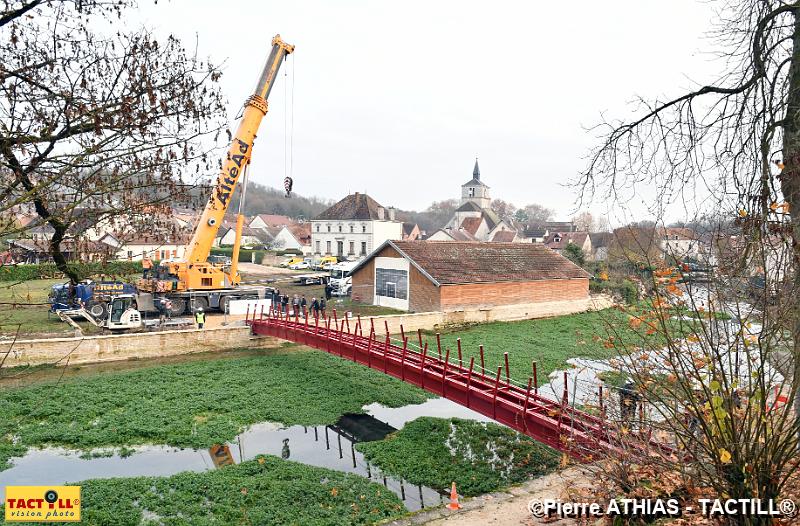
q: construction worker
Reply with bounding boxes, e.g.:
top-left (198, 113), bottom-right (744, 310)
top-left (142, 256), bottom-right (153, 278)
top-left (195, 308), bottom-right (206, 329)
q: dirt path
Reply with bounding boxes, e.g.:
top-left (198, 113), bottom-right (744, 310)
top-left (384, 467), bottom-right (596, 526)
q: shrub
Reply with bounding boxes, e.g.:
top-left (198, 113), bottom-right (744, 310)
top-left (590, 278), bottom-right (638, 304)
top-left (0, 261), bottom-right (142, 281)
top-left (210, 248), bottom-right (268, 264)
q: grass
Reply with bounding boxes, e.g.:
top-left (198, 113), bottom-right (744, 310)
top-left (0, 279), bottom-right (74, 336)
top-left (356, 417), bottom-right (559, 497)
top-left (264, 281), bottom-right (403, 317)
top-left (2, 456), bottom-right (406, 525)
top-left (0, 347), bottom-right (430, 470)
top-left (433, 310), bottom-right (624, 387)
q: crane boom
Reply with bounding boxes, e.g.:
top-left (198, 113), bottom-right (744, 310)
top-left (186, 34), bottom-right (294, 264)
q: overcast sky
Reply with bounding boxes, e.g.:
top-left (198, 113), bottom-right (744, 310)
top-left (135, 1), bottom-right (719, 222)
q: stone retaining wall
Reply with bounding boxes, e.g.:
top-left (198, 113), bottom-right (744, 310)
top-left (1, 325), bottom-right (279, 369)
top-left (1, 296), bottom-right (612, 369)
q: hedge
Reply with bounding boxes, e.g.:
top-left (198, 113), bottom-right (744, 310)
top-left (590, 278), bottom-right (639, 304)
top-left (210, 248), bottom-right (268, 264)
top-left (0, 261), bottom-right (143, 281)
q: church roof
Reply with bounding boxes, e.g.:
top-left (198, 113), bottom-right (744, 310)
top-left (461, 158), bottom-right (489, 188)
top-left (456, 201), bottom-right (482, 212)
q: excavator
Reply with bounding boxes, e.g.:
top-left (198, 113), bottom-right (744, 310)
top-left (133, 35), bottom-right (295, 316)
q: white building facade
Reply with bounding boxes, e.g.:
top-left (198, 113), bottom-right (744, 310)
top-left (311, 193), bottom-right (403, 259)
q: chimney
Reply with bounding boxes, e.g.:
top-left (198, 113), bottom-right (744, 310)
top-left (377, 206), bottom-right (385, 220)
top-left (388, 207), bottom-right (396, 221)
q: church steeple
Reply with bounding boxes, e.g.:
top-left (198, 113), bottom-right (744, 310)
top-left (473, 157), bottom-right (480, 180)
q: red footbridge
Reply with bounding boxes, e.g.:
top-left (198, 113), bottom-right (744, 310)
top-left (247, 308), bottom-right (676, 461)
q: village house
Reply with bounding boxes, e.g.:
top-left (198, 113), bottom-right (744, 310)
top-left (249, 214), bottom-right (293, 230)
top-left (402, 223), bottom-right (422, 241)
top-left (310, 192), bottom-right (402, 259)
top-left (588, 232), bottom-right (613, 261)
top-left (100, 232), bottom-right (191, 261)
top-left (658, 227), bottom-right (701, 260)
top-left (216, 226), bottom-right (270, 247)
top-left (433, 160), bottom-right (517, 242)
top-left (273, 223), bottom-right (313, 254)
top-left (350, 240), bottom-right (590, 312)
top-left (543, 231), bottom-right (592, 255)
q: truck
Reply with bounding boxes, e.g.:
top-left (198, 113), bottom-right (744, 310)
top-left (329, 261), bottom-right (359, 296)
top-left (130, 35), bottom-right (294, 315)
top-left (49, 280), bottom-right (137, 319)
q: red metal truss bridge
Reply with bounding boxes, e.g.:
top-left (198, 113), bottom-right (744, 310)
top-left (246, 307), bottom-right (676, 461)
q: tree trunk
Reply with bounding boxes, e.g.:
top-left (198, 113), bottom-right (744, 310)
top-left (780, 7), bottom-right (800, 444)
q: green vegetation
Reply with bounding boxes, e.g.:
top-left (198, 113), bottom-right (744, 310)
top-left (563, 243), bottom-right (586, 266)
top-left (434, 310), bottom-right (622, 387)
top-left (589, 278), bottom-right (639, 304)
top-left (0, 261), bottom-right (142, 282)
top-left (210, 247), bottom-right (269, 264)
top-left (1, 278), bottom-right (74, 335)
top-left (0, 348), bottom-right (430, 470)
top-left (1, 456), bottom-right (405, 525)
top-left (357, 417), bottom-right (559, 496)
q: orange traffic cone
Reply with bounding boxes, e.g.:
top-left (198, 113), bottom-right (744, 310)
top-left (447, 482), bottom-right (461, 510)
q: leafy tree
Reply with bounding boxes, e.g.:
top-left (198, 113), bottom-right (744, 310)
top-left (562, 243), bottom-right (585, 267)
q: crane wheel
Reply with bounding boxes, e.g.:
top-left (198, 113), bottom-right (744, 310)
top-left (169, 298), bottom-right (187, 316)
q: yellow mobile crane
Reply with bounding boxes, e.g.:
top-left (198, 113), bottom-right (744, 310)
top-left (137, 35), bottom-right (294, 315)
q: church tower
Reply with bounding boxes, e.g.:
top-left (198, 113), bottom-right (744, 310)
top-left (460, 158), bottom-right (491, 209)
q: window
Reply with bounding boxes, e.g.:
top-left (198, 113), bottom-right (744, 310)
top-left (127, 250), bottom-right (133, 260)
top-left (361, 242), bottom-right (367, 255)
top-left (326, 241), bottom-right (331, 254)
top-left (362, 224), bottom-right (367, 233)
top-left (349, 224), bottom-right (354, 233)
top-left (172, 250), bottom-right (177, 258)
top-left (327, 225), bottom-right (331, 232)
top-left (349, 241), bottom-right (355, 254)
top-left (316, 224), bottom-right (320, 232)
top-left (469, 187), bottom-right (475, 197)
top-left (337, 241), bottom-right (344, 256)
top-left (376, 268), bottom-right (408, 299)
top-left (316, 240), bottom-right (321, 253)
top-left (338, 224), bottom-right (342, 233)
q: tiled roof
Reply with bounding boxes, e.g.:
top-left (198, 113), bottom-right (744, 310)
top-left (386, 241), bottom-right (590, 285)
top-left (491, 230), bottom-right (517, 242)
top-left (460, 217), bottom-right (483, 236)
top-left (253, 214), bottom-right (292, 226)
top-left (314, 193), bottom-right (388, 221)
top-left (544, 232), bottom-right (588, 251)
top-left (286, 223), bottom-right (312, 245)
top-left (402, 223), bottom-right (418, 236)
top-left (659, 227), bottom-right (697, 240)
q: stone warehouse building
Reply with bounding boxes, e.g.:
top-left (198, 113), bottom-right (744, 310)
top-left (350, 241), bottom-right (590, 312)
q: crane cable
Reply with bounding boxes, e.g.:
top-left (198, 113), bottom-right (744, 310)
top-left (283, 54), bottom-right (295, 198)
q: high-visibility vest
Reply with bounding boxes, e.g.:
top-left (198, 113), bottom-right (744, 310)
top-left (196, 312), bottom-right (206, 324)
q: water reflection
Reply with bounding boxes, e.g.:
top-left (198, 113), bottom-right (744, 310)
top-left (0, 413), bottom-right (444, 511)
